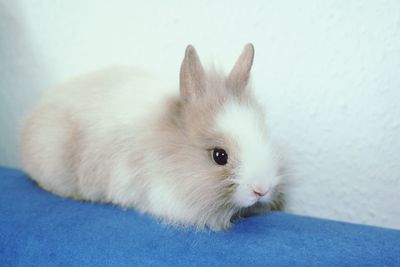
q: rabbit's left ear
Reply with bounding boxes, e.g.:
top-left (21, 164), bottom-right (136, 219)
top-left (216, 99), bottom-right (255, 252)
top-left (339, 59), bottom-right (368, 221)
top-left (226, 43), bottom-right (254, 91)
top-left (180, 45), bottom-right (206, 103)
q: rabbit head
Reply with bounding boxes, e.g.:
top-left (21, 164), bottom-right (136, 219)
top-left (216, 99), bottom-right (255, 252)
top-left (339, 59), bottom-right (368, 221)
top-left (158, 44), bottom-right (282, 230)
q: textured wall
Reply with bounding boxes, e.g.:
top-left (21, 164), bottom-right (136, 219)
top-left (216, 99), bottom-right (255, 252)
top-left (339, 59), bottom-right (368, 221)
top-left (1, 1), bottom-right (399, 229)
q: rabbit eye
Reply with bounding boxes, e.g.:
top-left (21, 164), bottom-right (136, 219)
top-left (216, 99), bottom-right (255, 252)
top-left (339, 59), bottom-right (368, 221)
top-left (212, 148), bottom-right (228, 165)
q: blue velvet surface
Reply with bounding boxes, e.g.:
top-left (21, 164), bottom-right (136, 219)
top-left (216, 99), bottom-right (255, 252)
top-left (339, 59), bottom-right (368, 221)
top-left (0, 167), bottom-right (399, 266)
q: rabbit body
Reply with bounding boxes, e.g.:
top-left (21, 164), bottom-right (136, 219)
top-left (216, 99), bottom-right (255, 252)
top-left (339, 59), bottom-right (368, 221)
top-left (21, 45), bottom-right (284, 230)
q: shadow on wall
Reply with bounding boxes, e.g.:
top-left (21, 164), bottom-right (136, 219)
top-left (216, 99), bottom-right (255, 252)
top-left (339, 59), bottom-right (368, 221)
top-left (0, 1), bottom-right (50, 167)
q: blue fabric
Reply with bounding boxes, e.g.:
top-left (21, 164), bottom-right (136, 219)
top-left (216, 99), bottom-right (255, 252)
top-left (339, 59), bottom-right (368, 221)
top-left (0, 167), bottom-right (399, 266)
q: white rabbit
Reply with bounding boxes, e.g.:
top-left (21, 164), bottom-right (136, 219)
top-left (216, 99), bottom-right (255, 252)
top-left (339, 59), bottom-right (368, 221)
top-left (21, 44), bottom-right (285, 231)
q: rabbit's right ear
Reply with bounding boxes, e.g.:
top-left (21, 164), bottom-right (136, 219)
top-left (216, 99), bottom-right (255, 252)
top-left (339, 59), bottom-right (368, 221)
top-left (180, 45), bottom-right (205, 102)
top-left (226, 43), bottom-right (254, 92)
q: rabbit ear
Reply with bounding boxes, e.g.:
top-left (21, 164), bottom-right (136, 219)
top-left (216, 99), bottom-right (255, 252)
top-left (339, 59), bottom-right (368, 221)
top-left (226, 43), bottom-right (254, 92)
top-left (180, 45), bottom-right (206, 102)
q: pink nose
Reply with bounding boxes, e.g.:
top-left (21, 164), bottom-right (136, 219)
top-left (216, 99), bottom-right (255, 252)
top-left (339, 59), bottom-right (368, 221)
top-left (253, 189), bottom-right (268, 197)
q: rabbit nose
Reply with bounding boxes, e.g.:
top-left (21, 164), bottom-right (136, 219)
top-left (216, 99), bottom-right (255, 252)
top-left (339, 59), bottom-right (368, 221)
top-left (252, 186), bottom-right (269, 197)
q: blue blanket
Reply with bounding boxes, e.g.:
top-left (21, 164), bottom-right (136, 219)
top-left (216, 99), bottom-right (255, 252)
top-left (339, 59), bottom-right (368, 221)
top-left (1, 167), bottom-right (399, 266)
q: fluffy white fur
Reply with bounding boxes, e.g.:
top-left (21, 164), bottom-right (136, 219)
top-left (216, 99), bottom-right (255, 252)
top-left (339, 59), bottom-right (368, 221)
top-left (21, 44), bottom-right (284, 231)
top-left (216, 100), bottom-right (280, 207)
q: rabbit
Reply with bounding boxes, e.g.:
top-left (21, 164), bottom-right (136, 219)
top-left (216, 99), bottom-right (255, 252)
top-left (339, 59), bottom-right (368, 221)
top-left (21, 44), bottom-right (285, 231)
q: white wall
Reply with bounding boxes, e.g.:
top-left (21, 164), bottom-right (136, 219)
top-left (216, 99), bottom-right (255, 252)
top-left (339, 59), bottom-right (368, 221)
top-left (1, 0), bottom-right (399, 229)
